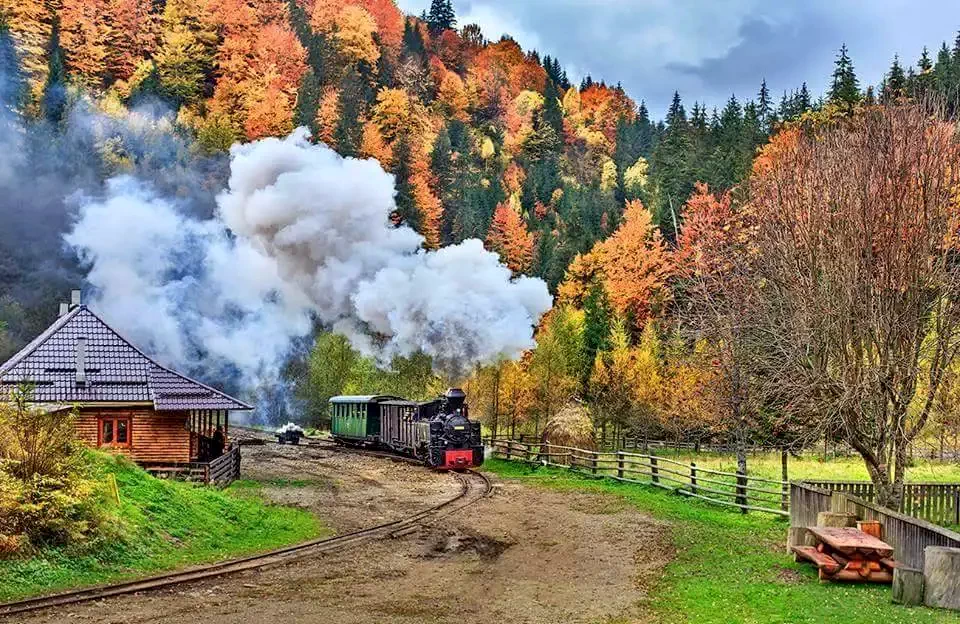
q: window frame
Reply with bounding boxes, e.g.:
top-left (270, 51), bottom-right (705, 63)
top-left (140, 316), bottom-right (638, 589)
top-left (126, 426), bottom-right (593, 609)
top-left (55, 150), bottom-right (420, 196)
top-left (98, 415), bottom-right (133, 448)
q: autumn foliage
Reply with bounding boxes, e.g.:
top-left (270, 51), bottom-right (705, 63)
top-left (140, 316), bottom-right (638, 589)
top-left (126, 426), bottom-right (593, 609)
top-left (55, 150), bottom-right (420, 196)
top-left (559, 200), bottom-right (672, 329)
top-left (486, 202), bottom-right (534, 273)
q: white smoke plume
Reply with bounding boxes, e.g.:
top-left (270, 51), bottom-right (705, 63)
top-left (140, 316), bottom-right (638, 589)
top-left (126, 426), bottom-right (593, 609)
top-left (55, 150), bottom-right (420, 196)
top-left (66, 128), bottom-right (553, 385)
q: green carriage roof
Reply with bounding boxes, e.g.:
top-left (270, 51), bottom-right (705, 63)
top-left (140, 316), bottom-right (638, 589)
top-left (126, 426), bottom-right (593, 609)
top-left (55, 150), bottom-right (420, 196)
top-left (328, 395), bottom-right (402, 404)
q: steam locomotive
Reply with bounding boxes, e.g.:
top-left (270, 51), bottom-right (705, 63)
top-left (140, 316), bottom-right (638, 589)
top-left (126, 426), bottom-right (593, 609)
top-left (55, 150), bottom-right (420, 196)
top-left (329, 388), bottom-right (484, 469)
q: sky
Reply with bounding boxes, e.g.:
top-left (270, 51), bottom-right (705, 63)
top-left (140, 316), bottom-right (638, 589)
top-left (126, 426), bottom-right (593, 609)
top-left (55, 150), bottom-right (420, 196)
top-left (397, 0), bottom-right (960, 117)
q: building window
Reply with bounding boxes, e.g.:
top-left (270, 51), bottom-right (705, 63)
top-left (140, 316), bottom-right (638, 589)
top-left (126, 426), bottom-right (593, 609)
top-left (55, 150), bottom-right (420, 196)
top-left (99, 417), bottom-right (132, 447)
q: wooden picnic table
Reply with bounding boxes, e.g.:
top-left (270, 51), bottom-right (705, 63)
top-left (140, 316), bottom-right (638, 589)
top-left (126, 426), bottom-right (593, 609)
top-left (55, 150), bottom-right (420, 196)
top-left (806, 526), bottom-right (894, 558)
top-left (793, 526), bottom-right (897, 583)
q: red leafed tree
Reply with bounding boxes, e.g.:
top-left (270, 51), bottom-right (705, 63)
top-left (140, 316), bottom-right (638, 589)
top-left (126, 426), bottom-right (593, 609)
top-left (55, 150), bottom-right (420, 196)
top-left (108, 0), bottom-right (159, 82)
top-left (675, 182), bottom-right (737, 275)
top-left (486, 202), bottom-right (534, 273)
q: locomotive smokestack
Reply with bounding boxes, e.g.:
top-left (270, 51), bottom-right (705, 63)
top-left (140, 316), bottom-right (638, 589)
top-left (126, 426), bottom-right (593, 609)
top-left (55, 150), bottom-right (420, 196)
top-left (445, 388), bottom-right (466, 410)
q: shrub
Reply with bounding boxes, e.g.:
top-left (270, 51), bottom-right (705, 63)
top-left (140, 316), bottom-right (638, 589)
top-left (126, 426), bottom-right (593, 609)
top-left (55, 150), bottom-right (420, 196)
top-left (0, 386), bottom-right (102, 555)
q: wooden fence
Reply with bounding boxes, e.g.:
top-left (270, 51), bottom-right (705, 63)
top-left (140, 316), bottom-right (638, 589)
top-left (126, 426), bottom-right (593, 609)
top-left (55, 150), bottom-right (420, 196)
top-left (790, 482), bottom-right (960, 569)
top-left (502, 434), bottom-right (781, 455)
top-left (205, 444), bottom-right (241, 487)
top-left (489, 439), bottom-right (789, 516)
top-left (803, 480), bottom-right (960, 527)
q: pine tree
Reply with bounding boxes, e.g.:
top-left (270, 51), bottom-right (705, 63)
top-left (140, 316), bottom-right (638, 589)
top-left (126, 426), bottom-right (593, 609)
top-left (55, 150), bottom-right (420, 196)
top-left (649, 91), bottom-right (692, 242)
top-left (41, 18), bottom-right (67, 124)
top-left (294, 68), bottom-right (321, 135)
top-left (757, 79), bottom-right (772, 134)
top-left (391, 133), bottom-right (420, 230)
top-left (882, 54), bottom-right (907, 102)
top-left (582, 282), bottom-right (612, 391)
top-left (912, 46), bottom-right (934, 99)
top-left (829, 44), bottom-right (860, 107)
top-left (933, 42), bottom-right (954, 104)
top-left (334, 66), bottom-right (367, 156)
top-left (426, 0), bottom-right (455, 34)
top-left (635, 101), bottom-right (655, 157)
top-left (798, 82), bottom-right (811, 110)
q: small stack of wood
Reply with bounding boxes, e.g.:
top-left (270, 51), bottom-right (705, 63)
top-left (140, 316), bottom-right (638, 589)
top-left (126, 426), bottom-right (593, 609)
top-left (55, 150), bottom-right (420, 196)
top-left (792, 524), bottom-right (898, 583)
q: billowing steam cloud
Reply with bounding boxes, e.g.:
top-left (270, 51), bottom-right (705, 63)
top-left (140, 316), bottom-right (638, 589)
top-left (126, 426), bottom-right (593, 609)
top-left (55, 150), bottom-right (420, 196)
top-left (67, 128), bottom-right (552, 384)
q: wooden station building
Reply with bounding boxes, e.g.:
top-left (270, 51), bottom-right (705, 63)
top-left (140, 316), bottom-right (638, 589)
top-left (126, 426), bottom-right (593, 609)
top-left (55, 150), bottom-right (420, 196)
top-left (0, 291), bottom-right (252, 467)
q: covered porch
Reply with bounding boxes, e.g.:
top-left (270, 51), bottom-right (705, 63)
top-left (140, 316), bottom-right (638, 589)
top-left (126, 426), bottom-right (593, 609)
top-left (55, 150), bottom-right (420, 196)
top-left (188, 408), bottom-right (231, 463)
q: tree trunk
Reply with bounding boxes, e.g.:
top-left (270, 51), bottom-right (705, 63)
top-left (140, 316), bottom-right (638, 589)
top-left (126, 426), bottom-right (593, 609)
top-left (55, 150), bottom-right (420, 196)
top-left (923, 547), bottom-right (960, 611)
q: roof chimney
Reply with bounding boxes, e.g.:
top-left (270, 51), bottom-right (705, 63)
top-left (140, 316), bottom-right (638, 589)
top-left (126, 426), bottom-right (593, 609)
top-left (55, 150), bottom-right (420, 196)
top-left (70, 290), bottom-right (81, 308)
top-left (76, 338), bottom-right (87, 385)
top-left (58, 302), bottom-right (69, 317)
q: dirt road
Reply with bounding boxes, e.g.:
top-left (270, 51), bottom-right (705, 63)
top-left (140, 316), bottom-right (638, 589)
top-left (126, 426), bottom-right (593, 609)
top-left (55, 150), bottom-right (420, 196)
top-left (15, 440), bottom-right (672, 624)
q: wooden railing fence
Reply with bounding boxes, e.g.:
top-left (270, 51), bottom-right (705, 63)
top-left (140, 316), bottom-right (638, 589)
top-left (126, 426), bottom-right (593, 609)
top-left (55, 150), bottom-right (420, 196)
top-left (790, 482), bottom-right (960, 570)
top-left (802, 480), bottom-right (960, 527)
top-left (205, 444), bottom-right (242, 487)
top-left (500, 434), bottom-right (782, 455)
top-left (488, 439), bottom-right (789, 517)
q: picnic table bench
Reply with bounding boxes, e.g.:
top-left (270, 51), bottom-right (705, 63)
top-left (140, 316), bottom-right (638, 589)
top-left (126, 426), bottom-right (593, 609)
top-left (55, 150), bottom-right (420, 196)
top-left (792, 527), bottom-right (897, 583)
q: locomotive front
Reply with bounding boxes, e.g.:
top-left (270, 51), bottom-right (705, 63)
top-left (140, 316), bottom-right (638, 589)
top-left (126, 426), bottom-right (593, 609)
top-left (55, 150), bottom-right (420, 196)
top-left (428, 388), bottom-right (484, 469)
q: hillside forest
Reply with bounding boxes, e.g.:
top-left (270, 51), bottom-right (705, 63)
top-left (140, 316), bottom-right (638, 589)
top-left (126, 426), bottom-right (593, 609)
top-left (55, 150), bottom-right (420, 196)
top-left (4, 0), bottom-right (960, 506)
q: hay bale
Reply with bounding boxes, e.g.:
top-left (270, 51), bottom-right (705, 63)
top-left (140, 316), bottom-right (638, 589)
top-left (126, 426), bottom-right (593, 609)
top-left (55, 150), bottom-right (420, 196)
top-left (541, 403), bottom-right (595, 450)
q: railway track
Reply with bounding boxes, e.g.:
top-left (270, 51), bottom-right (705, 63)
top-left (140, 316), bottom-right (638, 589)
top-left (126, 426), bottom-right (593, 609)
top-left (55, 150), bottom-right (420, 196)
top-left (0, 447), bottom-right (491, 619)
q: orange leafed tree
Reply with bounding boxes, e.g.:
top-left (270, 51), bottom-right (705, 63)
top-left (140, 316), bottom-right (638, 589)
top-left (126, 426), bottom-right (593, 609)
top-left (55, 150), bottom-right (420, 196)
top-left (331, 5), bottom-right (380, 66)
top-left (559, 200), bottom-right (672, 329)
top-left (360, 120), bottom-right (393, 165)
top-left (412, 172), bottom-right (442, 249)
top-left (60, 0), bottom-right (113, 87)
top-left (486, 202), bottom-right (534, 273)
top-left (310, 0), bottom-right (402, 52)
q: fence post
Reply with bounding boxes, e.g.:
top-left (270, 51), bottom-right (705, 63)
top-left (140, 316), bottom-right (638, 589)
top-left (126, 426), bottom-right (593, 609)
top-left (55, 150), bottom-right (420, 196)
top-left (506, 441), bottom-right (513, 461)
top-left (617, 451), bottom-right (624, 480)
top-left (690, 462), bottom-right (697, 495)
top-left (591, 451), bottom-right (598, 476)
top-left (650, 455), bottom-right (659, 485)
top-left (524, 443), bottom-right (531, 463)
top-left (736, 468), bottom-right (748, 514)
top-left (955, 490), bottom-right (959, 527)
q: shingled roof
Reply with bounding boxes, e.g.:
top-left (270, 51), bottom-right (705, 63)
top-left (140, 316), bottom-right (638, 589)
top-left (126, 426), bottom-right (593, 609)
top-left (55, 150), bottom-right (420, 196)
top-left (0, 305), bottom-right (252, 411)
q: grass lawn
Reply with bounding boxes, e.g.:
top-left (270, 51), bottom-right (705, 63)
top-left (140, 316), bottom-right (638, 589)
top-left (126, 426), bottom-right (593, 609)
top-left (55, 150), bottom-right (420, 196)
top-left (645, 450), bottom-right (960, 484)
top-left (483, 459), bottom-right (960, 624)
top-left (0, 452), bottom-right (327, 602)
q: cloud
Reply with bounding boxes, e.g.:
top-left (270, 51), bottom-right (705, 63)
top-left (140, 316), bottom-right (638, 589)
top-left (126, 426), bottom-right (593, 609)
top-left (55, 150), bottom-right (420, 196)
top-left (397, 0), bottom-right (960, 116)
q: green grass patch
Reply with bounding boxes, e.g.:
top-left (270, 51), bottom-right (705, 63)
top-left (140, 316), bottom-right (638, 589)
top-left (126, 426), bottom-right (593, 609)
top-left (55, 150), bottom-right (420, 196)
top-left (484, 459), bottom-right (960, 624)
top-left (0, 452), bottom-right (327, 602)
top-left (643, 450), bottom-right (960, 483)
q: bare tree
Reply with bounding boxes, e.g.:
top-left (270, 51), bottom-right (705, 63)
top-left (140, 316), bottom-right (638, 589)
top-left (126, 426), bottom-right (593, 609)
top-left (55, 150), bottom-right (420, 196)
top-left (744, 104), bottom-right (960, 507)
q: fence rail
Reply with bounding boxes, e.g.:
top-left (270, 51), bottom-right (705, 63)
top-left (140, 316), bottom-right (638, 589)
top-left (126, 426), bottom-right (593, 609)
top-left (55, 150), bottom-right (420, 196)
top-left (499, 434), bottom-right (783, 455)
top-left (205, 445), bottom-right (242, 487)
top-left (802, 480), bottom-right (960, 527)
top-left (487, 438), bottom-right (789, 516)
